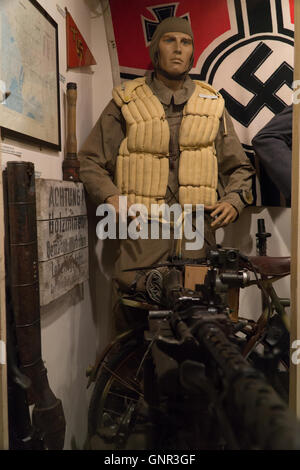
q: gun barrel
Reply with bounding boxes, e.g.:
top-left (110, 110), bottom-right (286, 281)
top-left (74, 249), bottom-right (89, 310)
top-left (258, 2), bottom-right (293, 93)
top-left (194, 319), bottom-right (300, 450)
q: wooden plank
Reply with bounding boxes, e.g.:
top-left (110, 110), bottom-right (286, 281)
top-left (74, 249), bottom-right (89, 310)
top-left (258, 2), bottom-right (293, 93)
top-left (290, 0), bottom-right (300, 415)
top-left (100, 0), bottom-right (121, 87)
top-left (184, 265), bottom-right (208, 290)
top-left (37, 217), bottom-right (88, 261)
top-left (36, 179), bottom-right (89, 306)
top-left (39, 248), bottom-right (89, 306)
top-left (36, 179), bottom-right (86, 219)
top-left (0, 128), bottom-right (9, 449)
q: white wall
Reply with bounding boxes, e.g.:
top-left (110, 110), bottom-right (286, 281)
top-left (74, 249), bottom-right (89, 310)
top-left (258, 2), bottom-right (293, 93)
top-left (1, 0), bottom-right (113, 450)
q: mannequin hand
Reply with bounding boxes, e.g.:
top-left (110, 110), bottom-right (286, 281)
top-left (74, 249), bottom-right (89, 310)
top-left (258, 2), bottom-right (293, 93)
top-left (204, 202), bottom-right (238, 228)
top-left (105, 195), bottom-right (138, 226)
top-left (105, 195), bottom-right (123, 216)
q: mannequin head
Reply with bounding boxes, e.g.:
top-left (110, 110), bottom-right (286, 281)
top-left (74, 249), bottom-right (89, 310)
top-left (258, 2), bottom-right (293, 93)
top-left (149, 17), bottom-right (194, 79)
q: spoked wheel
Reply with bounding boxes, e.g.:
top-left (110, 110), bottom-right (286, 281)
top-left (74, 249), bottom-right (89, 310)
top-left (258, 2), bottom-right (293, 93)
top-left (87, 340), bottom-right (149, 450)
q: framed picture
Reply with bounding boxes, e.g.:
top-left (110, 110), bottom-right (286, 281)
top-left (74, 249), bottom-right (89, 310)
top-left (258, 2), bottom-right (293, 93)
top-left (0, 0), bottom-right (61, 151)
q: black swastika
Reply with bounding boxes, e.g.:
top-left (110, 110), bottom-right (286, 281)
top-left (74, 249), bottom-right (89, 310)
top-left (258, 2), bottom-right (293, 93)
top-left (220, 42), bottom-right (293, 127)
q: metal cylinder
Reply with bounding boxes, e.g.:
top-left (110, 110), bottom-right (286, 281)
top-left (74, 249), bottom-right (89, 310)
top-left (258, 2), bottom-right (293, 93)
top-left (5, 161), bottom-right (66, 449)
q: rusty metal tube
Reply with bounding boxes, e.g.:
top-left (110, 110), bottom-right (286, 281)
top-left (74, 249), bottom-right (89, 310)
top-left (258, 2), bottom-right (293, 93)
top-left (5, 161), bottom-right (66, 449)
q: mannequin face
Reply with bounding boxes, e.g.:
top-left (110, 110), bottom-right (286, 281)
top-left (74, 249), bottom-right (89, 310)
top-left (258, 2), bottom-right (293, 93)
top-left (157, 31), bottom-right (193, 77)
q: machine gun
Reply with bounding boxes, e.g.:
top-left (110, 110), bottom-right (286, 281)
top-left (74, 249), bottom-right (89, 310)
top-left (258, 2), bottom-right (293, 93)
top-left (142, 248), bottom-right (299, 450)
top-left (87, 247), bottom-right (296, 450)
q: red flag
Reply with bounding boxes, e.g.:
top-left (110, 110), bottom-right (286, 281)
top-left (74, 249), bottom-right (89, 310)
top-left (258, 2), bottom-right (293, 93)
top-left (66, 9), bottom-right (97, 68)
top-left (109, 0), bottom-right (294, 207)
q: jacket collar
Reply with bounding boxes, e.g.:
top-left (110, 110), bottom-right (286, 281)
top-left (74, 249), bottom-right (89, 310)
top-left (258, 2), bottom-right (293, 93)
top-left (145, 71), bottom-right (195, 106)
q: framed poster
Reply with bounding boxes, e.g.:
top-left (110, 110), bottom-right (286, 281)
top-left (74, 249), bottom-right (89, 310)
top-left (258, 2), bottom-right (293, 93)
top-left (0, 0), bottom-right (61, 150)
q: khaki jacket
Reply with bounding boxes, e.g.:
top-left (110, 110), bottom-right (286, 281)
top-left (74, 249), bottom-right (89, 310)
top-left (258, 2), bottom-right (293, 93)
top-left (79, 73), bottom-right (255, 216)
top-left (78, 73), bottom-right (256, 293)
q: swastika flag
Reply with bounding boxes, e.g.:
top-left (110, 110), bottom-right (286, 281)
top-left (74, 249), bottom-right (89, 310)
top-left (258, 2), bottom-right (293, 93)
top-left (109, 0), bottom-right (294, 206)
top-left (66, 9), bottom-right (97, 69)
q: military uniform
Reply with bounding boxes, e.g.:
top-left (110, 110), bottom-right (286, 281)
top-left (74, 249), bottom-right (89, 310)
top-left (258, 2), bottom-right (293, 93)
top-left (79, 73), bottom-right (255, 332)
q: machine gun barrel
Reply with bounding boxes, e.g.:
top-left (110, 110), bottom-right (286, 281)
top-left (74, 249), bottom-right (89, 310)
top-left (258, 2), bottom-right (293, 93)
top-left (153, 260), bottom-right (300, 450)
top-left (189, 315), bottom-right (300, 450)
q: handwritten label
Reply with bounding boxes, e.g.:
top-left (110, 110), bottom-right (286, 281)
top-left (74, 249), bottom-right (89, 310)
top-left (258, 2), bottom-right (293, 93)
top-left (36, 179), bottom-right (88, 306)
top-left (0, 144), bottom-right (22, 157)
